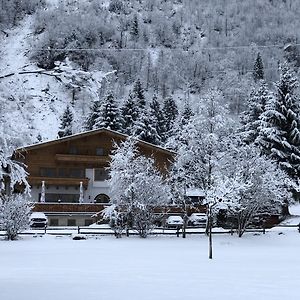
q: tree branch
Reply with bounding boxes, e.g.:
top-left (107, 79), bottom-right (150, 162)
top-left (0, 70), bottom-right (62, 82)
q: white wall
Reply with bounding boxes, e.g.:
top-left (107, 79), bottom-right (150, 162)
top-left (85, 168), bottom-right (110, 202)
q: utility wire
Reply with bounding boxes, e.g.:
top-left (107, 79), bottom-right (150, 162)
top-left (15, 42), bottom-right (298, 52)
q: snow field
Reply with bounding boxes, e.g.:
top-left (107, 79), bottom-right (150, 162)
top-left (0, 231), bottom-right (300, 300)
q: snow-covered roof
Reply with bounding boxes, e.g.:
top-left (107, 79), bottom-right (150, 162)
top-left (14, 128), bottom-right (175, 157)
top-left (30, 212), bottom-right (47, 219)
top-left (186, 188), bottom-right (205, 197)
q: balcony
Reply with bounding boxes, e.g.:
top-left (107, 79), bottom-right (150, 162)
top-left (32, 203), bottom-right (106, 214)
top-left (55, 154), bottom-right (109, 164)
top-left (28, 176), bottom-right (89, 188)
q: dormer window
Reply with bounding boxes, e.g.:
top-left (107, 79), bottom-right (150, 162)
top-left (96, 148), bottom-right (104, 156)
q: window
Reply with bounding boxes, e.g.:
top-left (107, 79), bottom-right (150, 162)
top-left (96, 148), bottom-right (104, 156)
top-left (58, 168), bottom-right (68, 178)
top-left (69, 146), bottom-right (78, 155)
top-left (67, 219), bottom-right (76, 226)
top-left (69, 168), bottom-right (85, 178)
top-left (94, 194), bottom-right (110, 204)
top-left (94, 168), bottom-right (109, 181)
top-left (45, 194), bottom-right (79, 203)
top-left (49, 219), bottom-right (59, 226)
top-left (85, 219), bottom-right (93, 226)
top-left (40, 168), bottom-right (56, 177)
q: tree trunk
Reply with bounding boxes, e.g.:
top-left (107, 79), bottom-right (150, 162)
top-left (208, 219), bottom-right (213, 259)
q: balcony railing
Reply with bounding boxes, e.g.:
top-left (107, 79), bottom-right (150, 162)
top-left (33, 203), bottom-right (106, 213)
top-left (55, 154), bottom-right (109, 164)
top-left (28, 176), bottom-right (89, 188)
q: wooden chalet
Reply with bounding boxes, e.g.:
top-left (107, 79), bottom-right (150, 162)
top-left (13, 128), bottom-right (175, 226)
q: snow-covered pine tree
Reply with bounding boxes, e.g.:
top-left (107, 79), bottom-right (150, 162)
top-left (93, 93), bottom-right (122, 131)
top-left (241, 81), bottom-right (272, 144)
top-left (120, 92), bottom-right (139, 135)
top-left (258, 63), bottom-right (300, 179)
top-left (85, 100), bottom-right (102, 130)
top-left (163, 96), bottom-right (178, 140)
top-left (179, 100), bottom-right (194, 127)
top-left (149, 95), bottom-right (165, 143)
top-left (132, 79), bottom-right (145, 108)
top-left (165, 101), bottom-right (194, 150)
top-left (58, 105), bottom-right (74, 138)
top-left (253, 52), bottom-right (264, 82)
top-left (132, 109), bottom-right (160, 145)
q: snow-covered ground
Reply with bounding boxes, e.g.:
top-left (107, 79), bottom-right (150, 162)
top-left (0, 229), bottom-right (300, 300)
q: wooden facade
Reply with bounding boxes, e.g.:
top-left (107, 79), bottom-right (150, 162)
top-left (14, 128), bottom-right (174, 182)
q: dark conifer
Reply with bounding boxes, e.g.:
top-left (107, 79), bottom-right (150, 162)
top-left (121, 93), bottom-right (139, 135)
top-left (132, 79), bottom-right (146, 108)
top-left (163, 96), bottom-right (178, 139)
top-left (253, 52), bottom-right (264, 82)
top-left (149, 95), bottom-right (166, 142)
top-left (85, 101), bottom-right (102, 130)
top-left (58, 105), bottom-right (74, 138)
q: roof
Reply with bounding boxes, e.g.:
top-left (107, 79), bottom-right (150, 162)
top-left (186, 188), bottom-right (205, 197)
top-left (14, 128), bottom-right (175, 157)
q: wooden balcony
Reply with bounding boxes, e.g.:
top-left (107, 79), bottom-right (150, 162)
top-left (28, 176), bottom-right (89, 188)
top-left (32, 203), bottom-right (106, 213)
top-left (55, 154), bottom-right (109, 164)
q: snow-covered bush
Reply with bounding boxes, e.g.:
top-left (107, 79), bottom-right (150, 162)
top-left (0, 194), bottom-right (32, 240)
top-left (102, 204), bottom-right (126, 238)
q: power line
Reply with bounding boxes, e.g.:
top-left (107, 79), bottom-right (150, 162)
top-left (18, 42), bottom-right (298, 52)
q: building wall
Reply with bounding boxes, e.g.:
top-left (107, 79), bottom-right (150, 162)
top-left (47, 214), bottom-right (95, 227)
top-left (31, 168), bottom-right (111, 203)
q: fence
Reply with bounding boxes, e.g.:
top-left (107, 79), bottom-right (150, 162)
top-left (1, 223), bottom-right (299, 238)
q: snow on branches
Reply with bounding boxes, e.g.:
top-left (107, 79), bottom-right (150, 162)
top-left (0, 194), bottom-right (32, 240)
top-left (0, 130), bottom-right (30, 195)
top-left (219, 144), bottom-right (290, 237)
top-left (108, 138), bottom-right (169, 238)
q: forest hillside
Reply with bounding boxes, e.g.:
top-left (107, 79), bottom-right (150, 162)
top-left (0, 0), bottom-right (299, 146)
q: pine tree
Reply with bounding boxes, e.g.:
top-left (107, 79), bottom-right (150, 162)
top-left (85, 101), bottom-right (102, 130)
top-left (133, 110), bottom-right (160, 145)
top-left (130, 15), bottom-right (139, 40)
top-left (93, 94), bottom-right (122, 131)
top-left (241, 81), bottom-right (272, 144)
top-left (179, 101), bottom-right (194, 127)
top-left (58, 105), bottom-right (74, 138)
top-left (121, 93), bottom-right (139, 135)
top-left (163, 96), bottom-right (178, 139)
top-left (149, 95), bottom-right (165, 143)
top-left (132, 79), bottom-right (145, 108)
top-left (258, 63), bottom-right (300, 179)
top-left (253, 52), bottom-right (264, 82)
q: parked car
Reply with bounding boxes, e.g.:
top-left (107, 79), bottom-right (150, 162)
top-left (166, 215), bottom-right (183, 228)
top-left (30, 212), bottom-right (48, 228)
top-left (188, 213), bottom-right (207, 227)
